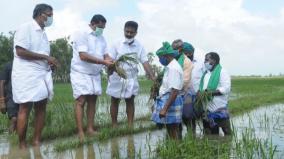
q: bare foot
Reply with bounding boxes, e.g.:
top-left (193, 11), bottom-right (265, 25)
top-left (112, 123), bottom-right (118, 128)
top-left (78, 132), bottom-right (85, 142)
top-left (19, 141), bottom-right (28, 149)
top-left (86, 128), bottom-right (99, 136)
top-left (128, 123), bottom-right (134, 129)
top-left (32, 140), bottom-right (41, 147)
top-left (9, 117), bottom-right (17, 133)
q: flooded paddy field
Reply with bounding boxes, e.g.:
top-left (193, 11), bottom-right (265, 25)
top-left (0, 77), bottom-right (284, 158)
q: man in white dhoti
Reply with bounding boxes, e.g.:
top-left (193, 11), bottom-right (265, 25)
top-left (12, 4), bottom-right (58, 149)
top-left (106, 21), bottom-right (155, 128)
top-left (70, 14), bottom-right (113, 141)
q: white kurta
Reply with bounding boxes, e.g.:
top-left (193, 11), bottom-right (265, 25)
top-left (70, 27), bottom-right (107, 99)
top-left (203, 68), bottom-right (231, 112)
top-left (12, 20), bottom-right (53, 104)
top-left (106, 39), bottom-right (148, 98)
top-left (188, 59), bottom-right (205, 95)
top-left (159, 59), bottom-right (184, 96)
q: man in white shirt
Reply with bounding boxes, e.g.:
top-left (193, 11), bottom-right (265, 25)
top-left (181, 42), bottom-right (204, 134)
top-left (198, 52), bottom-right (231, 135)
top-left (106, 21), bottom-right (155, 128)
top-left (151, 41), bottom-right (184, 140)
top-left (12, 4), bottom-right (59, 149)
top-left (70, 14), bottom-right (113, 141)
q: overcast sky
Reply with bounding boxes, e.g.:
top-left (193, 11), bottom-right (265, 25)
top-left (1, 0), bottom-right (284, 76)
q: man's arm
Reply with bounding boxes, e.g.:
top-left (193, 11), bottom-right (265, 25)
top-left (16, 46), bottom-right (59, 67)
top-left (142, 62), bottom-right (155, 81)
top-left (159, 88), bottom-right (179, 118)
top-left (103, 54), bottom-right (113, 61)
top-left (206, 69), bottom-right (231, 96)
top-left (79, 52), bottom-right (113, 67)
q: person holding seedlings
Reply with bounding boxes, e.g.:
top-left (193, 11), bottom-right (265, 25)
top-left (183, 41), bottom-right (205, 134)
top-left (172, 40), bottom-right (196, 136)
top-left (198, 52), bottom-right (231, 135)
top-left (106, 21), bottom-right (155, 128)
top-left (70, 14), bottom-right (113, 141)
top-left (152, 42), bottom-right (184, 140)
top-left (12, 4), bottom-right (59, 148)
top-left (0, 61), bottom-right (19, 133)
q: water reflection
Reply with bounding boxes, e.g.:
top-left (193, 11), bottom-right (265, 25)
top-left (110, 138), bottom-right (120, 159)
top-left (0, 104), bottom-right (284, 158)
top-left (75, 145), bottom-right (95, 159)
top-left (110, 136), bottom-right (135, 159)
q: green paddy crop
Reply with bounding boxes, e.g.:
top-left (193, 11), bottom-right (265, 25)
top-left (0, 77), bottom-right (284, 158)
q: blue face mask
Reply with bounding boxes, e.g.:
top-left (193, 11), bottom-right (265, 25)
top-left (204, 62), bottom-right (213, 71)
top-left (44, 16), bottom-right (53, 27)
top-left (159, 56), bottom-right (168, 66)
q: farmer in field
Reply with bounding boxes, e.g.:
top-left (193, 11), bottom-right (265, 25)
top-left (172, 40), bottom-right (196, 136)
top-left (152, 42), bottom-right (184, 140)
top-left (198, 52), bottom-right (231, 135)
top-left (173, 40), bottom-right (205, 134)
top-left (106, 21), bottom-right (155, 128)
top-left (183, 41), bottom-right (205, 134)
top-left (172, 39), bottom-right (193, 97)
top-left (70, 14), bottom-right (113, 141)
top-left (0, 61), bottom-right (19, 133)
top-left (12, 3), bottom-right (58, 148)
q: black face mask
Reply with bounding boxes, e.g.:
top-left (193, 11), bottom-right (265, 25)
top-left (125, 35), bottom-right (133, 39)
top-left (187, 55), bottom-right (193, 61)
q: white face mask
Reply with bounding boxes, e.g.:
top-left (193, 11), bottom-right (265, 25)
top-left (125, 37), bottom-right (134, 44)
top-left (94, 27), bottom-right (104, 36)
top-left (44, 16), bottom-right (53, 27)
top-left (204, 62), bottom-right (213, 71)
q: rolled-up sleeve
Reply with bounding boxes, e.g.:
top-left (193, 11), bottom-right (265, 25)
top-left (217, 69), bottom-right (231, 95)
top-left (72, 31), bottom-right (88, 53)
top-left (101, 37), bottom-right (108, 55)
top-left (108, 43), bottom-right (118, 60)
top-left (168, 68), bottom-right (183, 90)
top-left (14, 25), bottom-right (30, 50)
top-left (139, 46), bottom-right (148, 64)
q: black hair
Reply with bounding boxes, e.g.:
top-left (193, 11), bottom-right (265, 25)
top-left (206, 52), bottom-right (220, 64)
top-left (90, 14), bottom-right (107, 24)
top-left (124, 21), bottom-right (138, 31)
top-left (33, 3), bottom-right (53, 19)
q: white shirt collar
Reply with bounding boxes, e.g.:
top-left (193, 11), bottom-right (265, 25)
top-left (87, 26), bottom-right (94, 34)
top-left (32, 20), bottom-right (43, 31)
top-left (123, 39), bottom-right (137, 46)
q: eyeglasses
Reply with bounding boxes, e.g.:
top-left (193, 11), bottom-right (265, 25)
top-left (42, 12), bottom-right (53, 17)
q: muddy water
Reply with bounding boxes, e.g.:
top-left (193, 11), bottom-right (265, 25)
top-left (0, 103), bottom-right (283, 158)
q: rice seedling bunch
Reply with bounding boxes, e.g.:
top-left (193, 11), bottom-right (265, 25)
top-left (149, 71), bottom-right (163, 101)
top-left (108, 53), bottom-right (138, 79)
top-left (193, 90), bottom-right (213, 119)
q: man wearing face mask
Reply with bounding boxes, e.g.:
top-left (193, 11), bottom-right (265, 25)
top-left (12, 3), bottom-right (59, 149)
top-left (70, 14), bottom-right (113, 141)
top-left (106, 21), bottom-right (155, 128)
top-left (152, 42), bottom-right (183, 140)
top-left (171, 40), bottom-right (193, 94)
top-left (180, 42), bottom-right (205, 134)
top-left (198, 52), bottom-right (231, 135)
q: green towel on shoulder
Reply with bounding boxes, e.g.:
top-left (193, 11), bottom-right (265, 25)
top-left (177, 53), bottom-right (185, 68)
top-left (199, 64), bottom-right (222, 91)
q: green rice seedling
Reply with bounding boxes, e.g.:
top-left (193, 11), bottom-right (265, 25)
top-left (53, 122), bottom-right (157, 152)
top-left (108, 53), bottom-right (139, 79)
top-left (193, 90), bottom-right (213, 120)
top-left (149, 71), bottom-right (163, 101)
